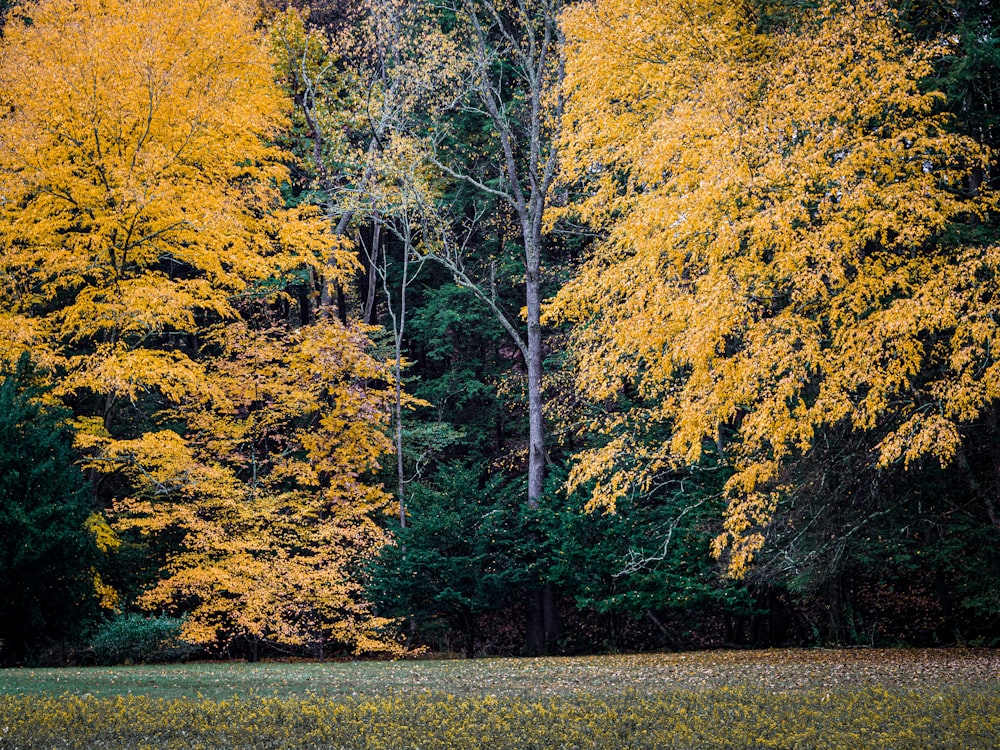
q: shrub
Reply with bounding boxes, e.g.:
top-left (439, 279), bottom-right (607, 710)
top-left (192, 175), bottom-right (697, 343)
top-left (88, 614), bottom-right (198, 665)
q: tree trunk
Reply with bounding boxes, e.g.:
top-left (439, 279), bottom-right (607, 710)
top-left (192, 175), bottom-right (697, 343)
top-left (462, 607), bottom-right (477, 658)
top-left (524, 582), bottom-right (560, 655)
top-left (363, 221), bottom-right (381, 325)
top-left (447, 0), bottom-right (564, 655)
top-left (525, 247), bottom-right (546, 506)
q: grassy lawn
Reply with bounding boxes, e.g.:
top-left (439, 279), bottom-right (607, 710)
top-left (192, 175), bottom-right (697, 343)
top-left (1, 649), bottom-right (998, 748)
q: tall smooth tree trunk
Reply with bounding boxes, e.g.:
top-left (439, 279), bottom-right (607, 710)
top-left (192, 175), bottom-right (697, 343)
top-left (465, 0), bottom-right (564, 654)
top-left (458, 0), bottom-right (562, 511)
top-left (423, 0), bottom-right (564, 654)
top-left (526, 242), bottom-right (546, 505)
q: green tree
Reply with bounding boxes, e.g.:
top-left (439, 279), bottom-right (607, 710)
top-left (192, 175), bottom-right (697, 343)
top-left (544, 465), bottom-right (758, 649)
top-left (0, 355), bottom-right (98, 662)
top-left (368, 464), bottom-right (517, 656)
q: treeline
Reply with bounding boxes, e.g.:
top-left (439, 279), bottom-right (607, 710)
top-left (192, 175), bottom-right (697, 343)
top-left (0, 0), bottom-right (998, 665)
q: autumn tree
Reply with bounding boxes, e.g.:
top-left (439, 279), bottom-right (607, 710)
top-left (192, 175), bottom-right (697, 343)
top-left (427, 0), bottom-right (565, 509)
top-left (269, 2), bottom-right (462, 316)
top-left (405, 0), bottom-right (566, 654)
top-left (549, 0), bottom-right (998, 576)
top-left (0, 0), bottom-right (314, 410)
top-left (109, 320), bottom-right (397, 654)
top-left (0, 0), bottom-right (398, 655)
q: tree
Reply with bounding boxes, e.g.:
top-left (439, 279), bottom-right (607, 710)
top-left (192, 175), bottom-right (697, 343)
top-left (406, 0), bottom-right (566, 655)
top-left (269, 2), bottom-right (463, 320)
top-left (0, 0), bottom-right (322, 411)
top-left (0, 0), bottom-right (397, 655)
top-left (428, 0), bottom-right (564, 509)
top-left (368, 463), bottom-right (519, 656)
top-left (270, 3), bottom-right (465, 523)
top-left (110, 321), bottom-right (398, 655)
top-left (271, 1), bottom-right (572, 653)
top-left (0, 355), bottom-right (99, 661)
top-left (548, 0), bottom-right (997, 576)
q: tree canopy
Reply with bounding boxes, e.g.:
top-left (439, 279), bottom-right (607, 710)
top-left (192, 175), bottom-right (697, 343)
top-left (0, 0), bottom-right (397, 655)
top-left (2, 0), bottom-right (999, 661)
top-left (548, 0), bottom-right (998, 575)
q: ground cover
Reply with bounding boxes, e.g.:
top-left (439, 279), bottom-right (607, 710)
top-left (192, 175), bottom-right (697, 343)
top-left (0, 649), bottom-right (997, 748)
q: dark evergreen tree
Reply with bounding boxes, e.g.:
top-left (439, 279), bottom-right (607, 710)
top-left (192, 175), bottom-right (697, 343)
top-left (0, 355), bottom-right (98, 663)
top-left (368, 464), bottom-right (521, 656)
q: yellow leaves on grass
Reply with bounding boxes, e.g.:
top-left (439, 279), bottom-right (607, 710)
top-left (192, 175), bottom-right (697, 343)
top-left (3, 676), bottom-right (997, 749)
top-left (552, 0), bottom-right (999, 575)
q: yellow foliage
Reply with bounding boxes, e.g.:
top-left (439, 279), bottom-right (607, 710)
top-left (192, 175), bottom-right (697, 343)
top-left (85, 513), bottom-right (122, 554)
top-left (90, 570), bottom-right (122, 613)
top-left (83, 513), bottom-right (123, 609)
top-left (109, 322), bottom-right (398, 653)
top-left (0, 0), bottom-right (400, 652)
top-left (0, 0), bottom-right (333, 386)
top-left (551, 0), bottom-right (998, 575)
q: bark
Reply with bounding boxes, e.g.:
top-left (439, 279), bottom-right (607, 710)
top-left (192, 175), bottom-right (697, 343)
top-left (458, 0), bottom-right (564, 654)
top-left (524, 583), bottom-right (560, 655)
top-left (460, 0), bottom-right (563, 508)
top-left (374, 197), bottom-right (429, 529)
top-left (363, 221), bottom-right (381, 325)
top-left (525, 245), bottom-right (546, 504)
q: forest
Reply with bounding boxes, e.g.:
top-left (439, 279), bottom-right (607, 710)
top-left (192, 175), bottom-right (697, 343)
top-left (0, 0), bottom-right (998, 665)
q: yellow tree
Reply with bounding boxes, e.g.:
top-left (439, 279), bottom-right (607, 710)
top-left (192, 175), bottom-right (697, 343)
top-left (108, 320), bottom-right (398, 653)
top-left (0, 0), bottom-right (398, 653)
top-left (548, 0), bottom-right (998, 576)
top-left (0, 0), bottom-right (307, 402)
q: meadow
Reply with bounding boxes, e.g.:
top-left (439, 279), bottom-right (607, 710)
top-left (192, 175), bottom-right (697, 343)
top-left (1, 648), bottom-right (998, 748)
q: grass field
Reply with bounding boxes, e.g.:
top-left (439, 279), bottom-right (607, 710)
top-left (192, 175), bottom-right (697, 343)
top-left (1, 648), bottom-right (998, 748)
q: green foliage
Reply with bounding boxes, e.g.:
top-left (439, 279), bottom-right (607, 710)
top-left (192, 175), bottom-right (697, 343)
top-left (371, 460), bottom-right (763, 653)
top-left (368, 463), bottom-right (526, 654)
top-left (544, 465), bottom-right (754, 628)
top-left (404, 267), bottom-right (517, 461)
top-left (0, 354), bottom-right (98, 661)
top-left (896, 0), bottom-right (1000, 161)
top-left (88, 613), bottom-right (198, 666)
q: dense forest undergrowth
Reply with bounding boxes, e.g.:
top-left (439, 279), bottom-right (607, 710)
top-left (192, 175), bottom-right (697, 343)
top-left (1, 0), bottom-right (999, 666)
